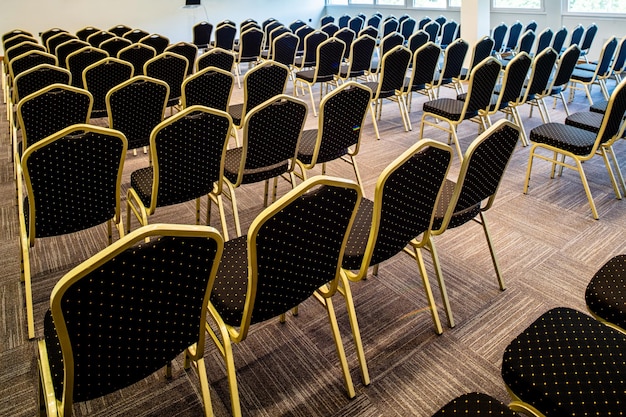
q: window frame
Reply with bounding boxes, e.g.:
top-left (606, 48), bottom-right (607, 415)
top-left (491, 0), bottom-right (544, 12)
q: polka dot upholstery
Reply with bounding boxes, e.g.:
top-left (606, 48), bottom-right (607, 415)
top-left (117, 44), bottom-right (156, 75)
top-left (83, 58), bottom-right (133, 118)
top-left (236, 28), bottom-right (263, 64)
top-left (211, 182), bottom-right (360, 326)
top-left (182, 67), bottom-right (233, 111)
top-left (565, 110), bottom-right (626, 139)
top-left (196, 48), bottom-right (235, 73)
top-left (501, 307), bottom-right (626, 416)
top-left (165, 42), bottom-right (197, 76)
top-left (66, 47), bottom-right (108, 88)
top-left (590, 99), bottom-right (608, 114)
top-left (18, 85), bottom-right (92, 151)
top-left (107, 77), bottom-right (168, 150)
top-left (99, 37), bottom-right (132, 58)
top-left (432, 392), bottom-right (519, 416)
top-left (139, 34), bottom-right (170, 55)
top-left (362, 45), bottom-right (411, 100)
top-left (13, 64), bottom-right (70, 103)
top-left (144, 52), bottom-right (188, 107)
top-left (297, 83), bottom-right (371, 165)
top-left (23, 127), bottom-right (125, 238)
top-left (586, 255), bottom-right (626, 331)
top-left (339, 35), bottom-right (376, 79)
top-left (343, 144), bottom-right (452, 269)
top-left (294, 32), bottom-right (328, 69)
top-left (224, 96), bottom-right (307, 185)
top-left (129, 107), bottom-right (232, 208)
top-left (402, 42), bottom-right (441, 94)
top-left (43, 233), bottom-right (221, 402)
top-left (271, 33), bottom-right (299, 68)
top-left (433, 39), bottom-right (469, 88)
top-left (9, 51), bottom-right (57, 82)
top-left (227, 62), bottom-right (289, 127)
top-left (295, 38), bottom-right (345, 84)
top-left (55, 39), bottom-right (89, 68)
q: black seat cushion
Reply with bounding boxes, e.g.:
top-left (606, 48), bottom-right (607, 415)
top-left (529, 122), bottom-right (598, 155)
top-left (586, 254), bottom-right (626, 330)
top-left (432, 392), bottom-right (519, 416)
top-left (423, 98), bottom-right (476, 121)
top-left (502, 307), bottom-right (626, 416)
top-left (590, 99), bottom-right (608, 114)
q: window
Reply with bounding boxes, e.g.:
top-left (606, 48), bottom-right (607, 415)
top-left (493, 0), bottom-right (541, 8)
top-left (567, 0), bottom-right (626, 14)
top-left (378, 0), bottom-right (405, 5)
top-left (413, 0), bottom-right (447, 7)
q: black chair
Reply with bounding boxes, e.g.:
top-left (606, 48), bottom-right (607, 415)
top-left (459, 35), bottom-right (495, 85)
top-left (165, 41), bottom-right (198, 76)
top-left (126, 106), bottom-right (233, 238)
top-left (586, 255), bottom-right (626, 333)
top-left (144, 51), bottom-right (188, 109)
top-left (334, 27), bottom-right (356, 60)
top-left (139, 33), bottom-right (170, 54)
top-left (579, 22), bottom-right (598, 62)
top-left (431, 38), bottom-right (469, 96)
top-left (502, 307), bottom-right (626, 416)
top-left (293, 30), bottom-right (328, 71)
top-left (542, 44), bottom-right (581, 117)
top-left (439, 20), bottom-right (459, 49)
top-left (196, 47), bottom-right (236, 73)
top-left (551, 26), bottom-right (568, 55)
top-left (407, 29), bottom-right (430, 55)
top-left (19, 124), bottom-right (127, 339)
top-left (40, 28), bottom-right (69, 51)
top-left (348, 15), bottom-right (365, 35)
top-left (86, 30), bottom-right (115, 48)
top-left (82, 57), bottom-right (134, 118)
top-left (524, 20), bottom-right (538, 33)
top-left (37, 224), bottom-right (223, 417)
top-left (569, 36), bottom-right (618, 105)
top-left (181, 66), bottom-right (234, 111)
top-left (401, 41), bottom-right (442, 107)
top-left (491, 22), bottom-right (508, 59)
top-left (503, 20), bottom-right (523, 54)
top-left (122, 28), bottom-right (149, 43)
top-left (369, 31), bottom-right (405, 77)
top-left (213, 20), bottom-right (237, 51)
top-left (399, 17), bottom-right (416, 41)
top-left (532, 27), bottom-right (553, 57)
top-left (423, 20), bottom-right (440, 43)
top-left (338, 14), bottom-right (351, 28)
top-left (268, 32), bottom-right (299, 69)
top-left (321, 22), bottom-right (340, 38)
top-left (192, 21), bottom-right (213, 51)
top-left (338, 34), bottom-right (376, 82)
top-left (66, 46), bottom-right (108, 88)
top-left (46, 32), bottom-right (77, 55)
top-left (98, 36), bottom-right (132, 58)
top-left (432, 393), bottom-right (520, 416)
top-left (54, 38), bottom-right (89, 68)
top-left (295, 25), bottom-right (314, 54)
top-left (116, 43), bottom-right (156, 75)
top-left (234, 27), bottom-right (264, 88)
top-left (206, 176), bottom-right (362, 417)
top-left (381, 17), bottom-right (399, 38)
top-left (564, 23), bottom-right (584, 53)
top-left (320, 14), bottom-right (335, 27)
top-left (108, 24), bottom-right (133, 37)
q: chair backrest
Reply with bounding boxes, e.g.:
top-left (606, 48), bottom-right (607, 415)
top-left (21, 124), bottom-right (127, 241)
top-left (549, 45), bottom-right (580, 90)
top-left (17, 83), bottom-right (93, 150)
top-left (267, 25), bottom-right (290, 54)
top-left (418, 16), bottom-right (432, 30)
top-left (165, 42), bottom-right (198, 76)
top-left (463, 56), bottom-right (502, 115)
top-left (214, 21), bottom-right (237, 50)
top-left (289, 19), bottom-right (307, 34)
top-left (568, 24), bottom-right (584, 48)
top-left (311, 38), bottom-right (345, 80)
top-left (434, 120), bottom-right (520, 232)
top-left (123, 28), bottom-right (150, 43)
top-left (505, 20), bottom-right (523, 51)
top-left (551, 26), bottom-right (568, 54)
top-left (491, 23), bottom-right (508, 54)
top-left (596, 77), bottom-right (626, 146)
top-left (593, 36), bottom-right (619, 79)
top-left (516, 29), bottom-right (536, 54)
top-left (307, 82), bottom-right (372, 166)
top-left (41, 28), bottom-right (68, 50)
top-left (439, 38), bottom-right (469, 81)
top-left (342, 139), bottom-right (453, 276)
top-left (4, 34), bottom-right (38, 53)
top-left (380, 32), bottom-right (405, 57)
top-left (435, 15), bottom-right (447, 33)
top-left (196, 47), bottom-right (235, 72)
top-left (295, 25), bottom-right (314, 53)
top-left (139, 33), bottom-right (170, 54)
top-left (382, 18), bottom-right (399, 38)
top-left (534, 27), bottom-right (553, 56)
top-left (117, 43), bottom-right (156, 75)
top-left (367, 13), bottom-right (382, 30)
top-left (343, 34), bottom-right (376, 77)
top-left (377, 45), bottom-right (411, 97)
top-left (13, 64), bottom-right (71, 103)
top-left (144, 52), bottom-right (188, 102)
top-left (320, 15), bottom-right (335, 27)
top-left (408, 30), bottom-right (430, 54)
top-left (408, 42), bottom-right (442, 90)
top-left (8, 50), bottom-right (57, 82)
top-left (83, 57), bottom-right (134, 115)
top-left (47, 224), bottom-right (223, 413)
top-left (400, 17), bottom-right (416, 41)
top-left (3, 28), bottom-right (34, 45)
top-left (440, 20), bottom-right (459, 47)
top-left (86, 30), bottom-right (115, 48)
top-left (321, 22), bottom-right (340, 37)
top-left (242, 61), bottom-right (290, 117)
top-left (522, 47), bottom-right (558, 100)
top-left (66, 46), bottom-right (108, 87)
top-left (271, 32), bottom-right (299, 67)
top-left (76, 26), bottom-right (101, 42)
top-left (423, 21), bottom-right (440, 42)
top-left (181, 66), bottom-right (234, 110)
top-left (464, 36), bottom-right (494, 79)
top-left (240, 19), bottom-right (260, 35)
top-left (54, 39), bottom-right (90, 68)
top-left (192, 21), bottom-right (213, 49)
top-left (99, 36), bottom-right (132, 59)
top-left (525, 20), bottom-right (538, 33)
top-left (334, 27), bottom-right (355, 59)
top-left (611, 37), bottom-right (626, 75)
top-left (338, 14), bottom-right (351, 28)
top-left (108, 24), bottom-right (133, 37)
top-left (349, 16), bottom-right (365, 35)
top-left (494, 52), bottom-right (532, 109)
top-left (46, 32), bottom-right (76, 54)
top-left (580, 22), bottom-right (598, 53)
top-left (262, 21), bottom-right (283, 49)
top-left (5, 41), bottom-right (46, 66)
top-left (359, 25), bottom-right (378, 40)
top-left (229, 176), bottom-right (361, 335)
top-left (106, 75), bottom-right (169, 150)
top-left (235, 95), bottom-right (307, 186)
top-left (238, 27), bottom-right (264, 61)
top-left (148, 106), bottom-right (232, 209)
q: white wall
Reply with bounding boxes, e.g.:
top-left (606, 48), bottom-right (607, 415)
top-left (1, 0), bottom-right (326, 53)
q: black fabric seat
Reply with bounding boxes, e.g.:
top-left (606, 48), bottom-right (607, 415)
top-left (432, 392), bottom-right (519, 416)
top-left (502, 307), bottom-right (626, 416)
top-left (530, 122), bottom-right (599, 155)
top-left (585, 254), bottom-right (626, 332)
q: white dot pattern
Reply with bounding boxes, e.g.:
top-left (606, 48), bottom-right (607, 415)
top-left (432, 392), bottom-right (519, 416)
top-left (66, 47), bottom-right (108, 87)
top-left (84, 59), bottom-right (133, 116)
top-left (14, 65), bottom-right (70, 102)
top-left (144, 53), bottom-right (188, 106)
top-left (586, 255), bottom-right (626, 330)
top-left (183, 69), bottom-right (233, 111)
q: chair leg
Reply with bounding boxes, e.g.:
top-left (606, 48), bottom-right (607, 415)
top-left (223, 180), bottom-right (242, 237)
top-left (603, 145), bottom-right (626, 197)
top-left (574, 158), bottom-right (599, 219)
top-left (307, 84), bottom-right (317, 117)
top-left (369, 102), bottom-right (380, 139)
top-left (208, 193), bottom-right (230, 241)
top-left (338, 274), bottom-right (370, 386)
top-left (425, 238), bottom-right (455, 328)
top-left (601, 147), bottom-right (624, 200)
top-left (522, 145), bottom-right (537, 195)
top-left (404, 245), bottom-right (443, 334)
top-left (510, 107), bottom-right (529, 146)
top-left (194, 357), bottom-right (215, 417)
top-left (477, 212), bottom-right (505, 290)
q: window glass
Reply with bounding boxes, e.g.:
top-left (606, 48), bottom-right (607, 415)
top-left (493, 0), bottom-right (541, 8)
top-left (378, 0), bottom-right (405, 4)
top-left (567, 0), bottom-right (626, 13)
top-left (413, 0), bottom-right (447, 8)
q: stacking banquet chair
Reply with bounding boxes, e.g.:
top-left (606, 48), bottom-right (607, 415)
top-left (349, 15), bottom-right (365, 35)
top-left (501, 307), bottom-right (626, 416)
top-left (38, 224), bottom-right (223, 417)
top-left (320, 14), bottom-right (335, 27)
top-left (96, 36), bottom-right (131, 59)
top-left (321, 22), bottom-right (340, 38)
top-left (294, 25), bottom-right (314, 55)
top-left (266, 32), bottom-right (299, 69)
top-left (144, 51), bottom-right (188, 112)
top-left (337, 34), bottom-right (377, 83)
top-left (362, 45), bottom-right (412, 139)
top-left (407, 30), bottom-right (430, 55)
top-left (338, 13), bottom-right (351, 29)
top-left (85, 30), bottom-right (115, 48)
top-left (424, 120), bottom-right (520, 328)
top-left (334, 27), bottom-right (356, 60)
top-left (420, 56), bottom-right (502, 160)
top-left (490, 22), bottom-right (508, 59)
top-left (82, 57), bottom-right (133, 118)
top-left (401, 41), bottom-right (442, 110)
top-left (458, 36), bottom-right (495, 89)
top-left (165, 41), bottom-right (198, 76)
top-left (123, 28), bottom-right (149, 44)
top-left (46, 32), bottom-right (77, 56)
top-left (227, 60), bottom-right (290, 144)
top-left (126, 106), bottom-right (233, 238)
top-left (293, 29), bottom-right (329, 73)
top-left (431, 38), bottom-right (469, 97)
top-left (205, 176), bottom-right (362, 417)
top-left (53, 39), bottom-right (89, 68)
top-left (568, 36), bottom-right (618, 105)
top-left (108, 24), bottom-right (133, 37)
top-left (418, 16), bottom-right (432, 31)
top-left (213, 20), bottom-right (237, 51)
top-left (423, 20), bottom-right (440, 43)
top-left (439, 20), bottom-right (459, 50)
top-left (579, 22), bottom-right (598, 62)
top-left (551, 26), bottom-right (568, 56)
top-left (66, 46), bottom-right (108, 88)
top-left (503, 20), bottom-right (523, 56)
top-left (531, 27), bottom-right (553, 57)
top-left (233, 26), bottom-right (264, 88)
top-left (222, 95), bottom-right (307, 237)
top-left (523, 77), bottom-right (626, 219)
top-left (116, 43), bottom-right (156, 75)
top-left (432, 392), bottom-right (521, 416)
top-left (19, 124), bottom-right (127, 339)
top-left (369, 31), bottom-right (405, 77)
top-left (139, 33), bottom-right (170, 54)
top-left (192, 21), bottom-right (213, 52)
top-left (294, 37), bottom-right (345, 116)
top-left (400, 17), bottom-right (417, 43)
top-left (359, 24), bottom-right (378, 40)
top-left (181, 66), bottom-right (234, 111)
top-left (499, 29), bottom-right (535, 69)
top-left (106, 75), bottom-right (169, 155)
top-left (295, 81), bottom-right (372, 188)
top-left (196, 47), bottom-right (236, 73)
top-left (540, 44), bottom-right (581, 117)
top-left (39, 28), bottom-right (66, 49)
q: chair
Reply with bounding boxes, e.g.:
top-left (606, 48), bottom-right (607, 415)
top-left (532, 27), bottom-right (553, 57)
top-left (108, 24), bottom-right (133, 37)
top-left (569, 36), bottom-right (618, 105)
top-left (213, 21), bottom-right (237, 51)
top-left (139, 33), bottom-right (170, 54)
top-left (234, 27), bottom-right (264, 88)
top-left (126, 106), bottom-right (233, 238)
top-left (222, 95), bottom-right (307, 236)
top-left (268, 32), bottom-right (299, 69)
top-left (334, 27), bottom-right (355, 60)
top-left (431, 38), bottom-right (469, 97)
top-left (116, 43), bottom-right (156, 75)
top-left (18, 124), bottom-right (127, 339)
top-left (370, 31), bottom-right (405, 76)
top-left (579, 22), bottom-right (598, 62)
top-left (54, 39), bottom-right (90, 68)
top-left (106, 75), bottom-right (169, 152)
top-left (348, 15), bottom-right (365, 35)
top-left (502, 307), bottom-right (626, 416)
top-left (423, 20), bottom-right (440, 43)
top-left (165, 42), bottom-right (198, 76)
top-left (524, 20), bottom-right (538, 33)
top-left (260, 20), bottom-right (282, 51)
top-left (40, 28), bottom-right (69, 51)
top-left (181, 66), bottom-right (234, 111)
top-left (381, 17), bottom-right (399, 39)
top-left (196, 47), bottom-right (236, 73)
top-left (500, 29), bottom-right (535, 68)
top-left (564, 23), bottom-right (584, 53)
top-left (193, 21), bottom-right (213, 51)
top-left (407, 29), bottom-right (430, 54)
top-left (338, 14), bottom-right (351, 28)
top-left (524, 77), bottom-right (626, 219)
top-left (86, 30), bottom-right (115, 48)
top-left (362, 45), bottom-right (412, 139)
top-left (46, 32), bottom-right (77, 55)
top-left (366, 13), bottom-right (382, 31)
top-left (426, 120), bottom-right (520, 327)
top-left (82, 57), bottom-right (134, 118)
top-left (541, 44), bottom-right (581, 117)
top-left (37, 223), bottom-right (223, 417)
top-left (293, 30), bottom-right (328, 70)
top-left (503, 20), bottom-right (523, 54)
top-left (122, 28), bottom-right (149, 43)
top-left (320, 14), bottom-right (335, 27)
top-left (262, 25), bottom-right (290, 60)
top-left (609, 36), bottom-right (626, 83)
top-left (585, 255), bottom-right (626, 333)
top-left (420, 56), bottom-right (502, 160)
top-left (289, 19), bottom-right (307, 34)
top-left (294, 37), bottom-right (345, 117)
top-left (206, 176), bottom-right (362, 417)
top-left (295, 81), bottom-right (372, 187)
top-left (338, 34), bottom-right (376, 82)
top-left (432, 392), bottom-right (521, 416)
top-left (434, 15), bottom-right (447, 34)
top-left (459, 36), bottom-right (495, 84)
top-left (321, 22), bottom-right (340, 38)
top-left (342, 139), bottom-right (453, 336)
top-left (66, 46), bottom-right (108, 88)
top-left (359, 25), bottom-right (378, 40)
top-left (439, 20), bottom-right (459, 49)
top-left (418, 16), bottom-right (432, 31)
top-left (399, 17), bottom-right (416, 41)
top-left (401, 41), bottom-right (442, 108)
top-left (295, 25), bottom-right (314, 54)
top-left (491, 22), bottom-right (508, 58)
top-left (98, 36), bottom-right (132, 58)
top-left (551, 26), bottom-right (568, 56)
top-left (144, 52), bottom-right (188, 109)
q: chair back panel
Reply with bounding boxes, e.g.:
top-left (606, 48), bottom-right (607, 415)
top-left (491, 23), bottom-right (507, 54)
top-left (551, 26), bottom-right (568, 53)
top-left (196, 47), bottom-right (235, 72)
top-left (9, 51), bottom-right (57, 82)
top-left (465, 56), bottom-right (501, 113)
top-left (99, 37), bottom-right (132, 59)
top-left (238, 28), bottom-right (264, 60)
top-left (524, 48), bottom-right (558, 99)
top-left (271, 32), bottom-right (299, 67)
top-left (214, 23), bottom-right (236, 50)
top-left (378, 46), bottom-right (411, 96)
top-left (551, 45), bottom-right (580, 88)
top-left (192, 21), bottom-right (213, 49)
top-left (409, 42), bottom-right (441, 89)
top-left (66, 46), bottom-right (108, 87)
top-left (13, 64), bottom-right (71, 102)
top-left (497, 52), bottom-right (531, 106)
top-left (117, 43), bottom-right (156, 75)
top-left (314, 38), bottom-right (345, 79)
top-left (182, 67), bottom-right (233, 111)
top-left (243, 62), bottom-right (289, 114)
top-left (144, 52), bottom-right (188, 101)
top-left (83, 58), bottom-right (133, 114)
top-left (346, 34), bottom-right (376, 74)
top-left (595, 36), bottom-right (619, 78)
top-left (334, 28), bottom-right (355, 59)
top-left (598, 78), bottom-right (626, 144)
top-left (505, 21), bottom-right (523, 51)
top-left (300, 31), bottom-right (328, 67)
top-left (440, 39), bottom-right (469, 80)
top-left (165, 42), bottom-right (198, 76)
top-left (54, 39), bottom-right (89, 68)
top-left (408, 30), bottom-right (430, 54)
